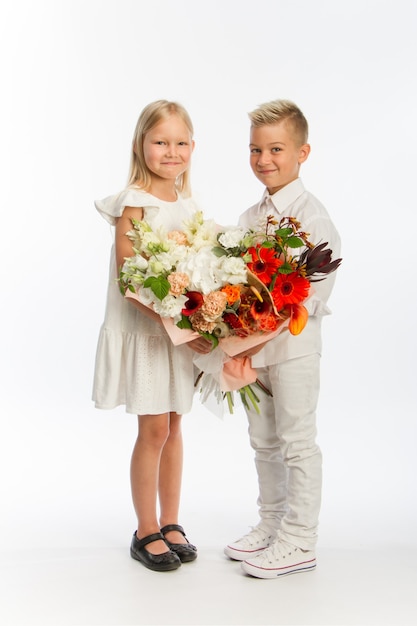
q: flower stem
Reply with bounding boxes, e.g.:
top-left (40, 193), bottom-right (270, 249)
top-left (239, 385), bottom-right (261, 414)
top-left (255, 378), bottom-right (273, 397)
top-left (225, 391), bottom-right (234, 414)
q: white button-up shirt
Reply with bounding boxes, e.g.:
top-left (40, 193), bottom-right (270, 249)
top-left (238, 178), bottom-right (341, 366)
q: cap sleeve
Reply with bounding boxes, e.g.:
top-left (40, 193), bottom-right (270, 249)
top-left (94, 188), bottom-right (158, 225)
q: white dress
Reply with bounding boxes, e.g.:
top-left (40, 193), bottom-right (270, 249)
top-left (92, 187), bottom-right (199, 415)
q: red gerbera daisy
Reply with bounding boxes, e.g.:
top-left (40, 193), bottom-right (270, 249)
top-left (246, 245), bottom-right (283, 286)
top-left (271, 273), bottom-right (310, 310)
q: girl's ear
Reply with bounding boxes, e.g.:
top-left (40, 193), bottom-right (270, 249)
top-left (298, 143), bottom-right (310, 164)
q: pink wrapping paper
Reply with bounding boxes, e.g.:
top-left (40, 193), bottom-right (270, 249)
top-left (124, 290), bottom-right (200, 344)
top-left (125, 289), bottom-right (290, 353)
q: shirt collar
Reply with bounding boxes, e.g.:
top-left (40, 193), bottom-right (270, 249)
top-left (258, 178), bottom-right (305, 215)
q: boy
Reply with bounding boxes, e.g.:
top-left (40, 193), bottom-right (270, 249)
top-left (224, 100), bottom-right (341, 578)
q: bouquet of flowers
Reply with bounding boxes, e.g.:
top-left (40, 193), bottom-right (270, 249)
top-left (119, 211), bottom-right (342, 414)
top-left (119, 210), bottom-right (245, 341)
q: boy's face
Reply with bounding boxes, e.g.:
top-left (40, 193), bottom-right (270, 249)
top-left (249, 121), bottom-right (310, 195)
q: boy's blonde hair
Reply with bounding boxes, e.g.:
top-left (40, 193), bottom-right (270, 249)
top-left (249, 99), bottom-right (309, 146)
top-left (128, 100), bottom-right (194, 196)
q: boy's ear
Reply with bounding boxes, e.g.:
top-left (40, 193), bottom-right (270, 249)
top-left (298, 143), bottom-right (310, 164)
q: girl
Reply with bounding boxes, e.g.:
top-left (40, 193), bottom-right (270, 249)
top-left (93, 100), bottom-right (211, 572)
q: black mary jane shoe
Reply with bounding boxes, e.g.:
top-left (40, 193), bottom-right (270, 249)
top-left (160, 524), bottom-right (198, 563)
top-left (130, 532), bottom-right (181, 572)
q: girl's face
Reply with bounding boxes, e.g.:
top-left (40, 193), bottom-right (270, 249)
top-left (143, 114), bottom-right (194, 183)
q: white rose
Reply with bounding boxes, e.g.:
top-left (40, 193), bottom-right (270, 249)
top-left (217, 256), bottom-right (247, 284)
top-left (218, 228), bottom-right (246, 249)
top-left (138, 287), bottom-right (156, 306)
top-left (152, 294), bottom-right (187, 321)
top-left (131, 255), bottom-right (149, 271)
top-left (122, 255), bottom-right (148, 273)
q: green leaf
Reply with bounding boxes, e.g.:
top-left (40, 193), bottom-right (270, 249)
top-left (212, 246), bottom-right (229, 257)
top-left (176, 315), bottom-right (192, 329)
top-left (143, 276), bottom-right (170, 300)
top-left (203, 333), bottom-right (219, 349)
top-left (175, 320), bottom-right (218, 348)
top-left (278, 262), bottom-right (294, 274)
top-left (286, 236), bottom-right (304, 248)
top-left (275, 227), bottom-right (293, 238)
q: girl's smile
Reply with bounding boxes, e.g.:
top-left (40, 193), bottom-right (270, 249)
top-left (143, 114), bottom-right (194, 183)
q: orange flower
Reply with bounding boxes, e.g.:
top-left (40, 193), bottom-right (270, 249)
top-left (250, 298), bottom-right (272, 320)
top-left (246, 245), bottom-right (283, 286)
top-left (257, 313), bottom-right (280, 332)
top-left (271, 272), bottom-right (310, 310)
top-left (221, 284), bottom-right (241, 305)
top-left (287, 304), bottom-right (308, 335)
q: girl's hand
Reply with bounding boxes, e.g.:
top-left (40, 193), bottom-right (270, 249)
top-left (187, 337), bottom-right (213, 354)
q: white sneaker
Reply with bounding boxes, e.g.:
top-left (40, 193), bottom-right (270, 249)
top-left (224, 526), bottom-right (276, 561)
top-left (241, 539), bottom-right (316, 578)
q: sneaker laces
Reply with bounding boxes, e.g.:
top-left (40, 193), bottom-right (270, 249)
top-left (237, 526), bottom-right (275, 548)
top-left (257, 540), bottom-right (298, 565)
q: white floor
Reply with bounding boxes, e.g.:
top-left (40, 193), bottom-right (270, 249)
top-left (1, 542), bottom-right (416, 626)
top-left (1, 398), bottom-right (416, 626)
top-left (2, 331), bottom-right (416, 626)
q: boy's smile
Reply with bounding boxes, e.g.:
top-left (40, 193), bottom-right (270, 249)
top-left (249, 121), bottom-right (310, 195)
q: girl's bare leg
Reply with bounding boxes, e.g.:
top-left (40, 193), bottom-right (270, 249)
top-left (158, 412), bottom-right (187, 545)
top-left (130, 413), bottom-right (170, 555)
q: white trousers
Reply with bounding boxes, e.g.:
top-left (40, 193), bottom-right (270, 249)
top-left (246, 353), bottom-right (322, 550)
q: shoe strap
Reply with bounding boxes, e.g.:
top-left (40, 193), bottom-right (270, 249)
top-left (160, 524), bottom-right (185, 537)
top-left (135, 532), bottom-right (166, 549)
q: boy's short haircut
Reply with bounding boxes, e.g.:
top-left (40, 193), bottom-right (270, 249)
top-left (249, 99), bottom-right (309, 145)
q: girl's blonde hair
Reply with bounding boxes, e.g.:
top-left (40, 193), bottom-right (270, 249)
top-left (127, 100), bottom-right (194, 196)
top-left (249, 99), bottom-right (309, 145)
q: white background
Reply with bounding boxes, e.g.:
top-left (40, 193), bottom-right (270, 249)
top-left (0, 0), bottom-right (416, 623)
